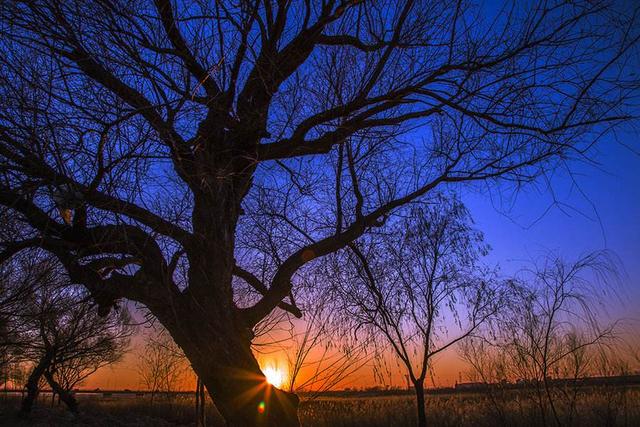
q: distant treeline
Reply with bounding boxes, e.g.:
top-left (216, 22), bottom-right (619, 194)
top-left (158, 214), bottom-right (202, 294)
top-left (298, 374), bottom-right (640, 398)
top-left (454, 374), bottom-right (640, 392)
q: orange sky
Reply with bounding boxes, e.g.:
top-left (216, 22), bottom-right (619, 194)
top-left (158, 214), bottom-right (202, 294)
top-left (83, 325), bottom-right (640, 392)
top-left (85, 356), bottom-right (469, 391)
top-left (81, 300), bottom-right (640, 392)
top-left (84, 331), bottom-right (471, 391)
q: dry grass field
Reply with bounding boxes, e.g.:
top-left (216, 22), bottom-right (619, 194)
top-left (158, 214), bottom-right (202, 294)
top-left (1, 386), bottom-right (639, 427)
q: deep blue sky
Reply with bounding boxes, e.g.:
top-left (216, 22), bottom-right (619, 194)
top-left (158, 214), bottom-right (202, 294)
top-left (463, 133), bottom-right (640, 322)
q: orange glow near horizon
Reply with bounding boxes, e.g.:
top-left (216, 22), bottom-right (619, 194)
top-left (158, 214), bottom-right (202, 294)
top-left (81, 345), bottom-right (467, 392)
top-left (76, 326), bottom-right (640, 393)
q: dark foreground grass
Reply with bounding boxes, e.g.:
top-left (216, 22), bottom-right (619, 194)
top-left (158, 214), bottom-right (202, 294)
top-left (1, 387), bottom-right (638, 426)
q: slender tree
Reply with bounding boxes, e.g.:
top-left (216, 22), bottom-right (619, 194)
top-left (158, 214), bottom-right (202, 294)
top-left (0, 1), bottom-right (638, 425)
top-left (463, 253), bottom-right (620, 427)
top-left (506, 253), bottom-right (619, 427)
top-left (0, 247), bottom-right (50, 399)
top-left (335, 197), bottom-right (503, 427)
top-left (137, 329), bottom-right (190, 404)
top-left (0, 253), bottom-right (41, 372)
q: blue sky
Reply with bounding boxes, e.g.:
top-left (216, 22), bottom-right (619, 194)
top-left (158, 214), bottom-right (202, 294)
top-left (463, 132), bottom-right (640, 322)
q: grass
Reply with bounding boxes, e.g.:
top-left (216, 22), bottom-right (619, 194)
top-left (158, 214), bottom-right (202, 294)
top-left (0, 386), bottom-right (638, 426)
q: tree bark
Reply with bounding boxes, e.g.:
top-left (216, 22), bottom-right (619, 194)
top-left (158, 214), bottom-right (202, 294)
top-left (153, 290), bottom-right (300, 427)
top-left (20, 350), bottom-right (52, 414)
top-left (414, 379), bottom-right (427, 427)
top-left (185, 336), bottom-right (300, 427)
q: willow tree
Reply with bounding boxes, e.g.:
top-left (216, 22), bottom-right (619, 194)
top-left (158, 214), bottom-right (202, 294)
top-left (335, 198), bottom-right (503, 427)
top-left (0, 1), bottom-right (637, 425)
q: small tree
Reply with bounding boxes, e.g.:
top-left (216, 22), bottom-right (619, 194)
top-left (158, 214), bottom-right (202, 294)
top-left (459, 337), bottom-right (512, 425)
top-left (337, 196), bottom-right (503, 427)
top-left (137, 329), bottom-right (189, 405)
top-left (137, 326), bottom-right (206, 424)
top-left (464, 253), bottom-right (620, 427)
top-left (18, 266), bottom-right (132, 414)
top-left (0, 247), bottom-right (51, 375)
top-left (42, 302), bottom-right (132, 410)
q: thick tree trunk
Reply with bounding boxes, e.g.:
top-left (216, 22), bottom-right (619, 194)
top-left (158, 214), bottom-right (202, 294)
top-left (146, 184), bottom-right (300, 426)
top-left (414, 379), bottom-right (427, 427)
top-left (153, 291), bottom-right (300, 427)
top-left (178, 324), bottom-right (299, 426)
top-left (43, 371), bottom-right (78, 414)
top-left (20, 350), bottom-right (52, 414)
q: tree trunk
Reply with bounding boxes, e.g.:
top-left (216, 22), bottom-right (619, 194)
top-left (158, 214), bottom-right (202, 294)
top-left (153, 293), bottom-right (300, 427)
top-left (179, 327), bottom-right (299, 427)
top-left (140, 188), bottom-right (300, 426)
top-left (20, 350), bottom-right (52, 414)
top-left (198, 378), bottom-right (206, 426)
top-left (195, 376), bottom-right (208, 427)
top-left (542, 375), bottom-right (562, 427)
top-left (43, 371), bottom-right (78, 414)
top-left (195, 377), bottom-right (201, 426)
top-left (414, 379), bottom-right (427, 427)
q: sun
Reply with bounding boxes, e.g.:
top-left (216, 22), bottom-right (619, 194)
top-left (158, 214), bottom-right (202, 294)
top-left (263, 366), bottom-right (284, 388)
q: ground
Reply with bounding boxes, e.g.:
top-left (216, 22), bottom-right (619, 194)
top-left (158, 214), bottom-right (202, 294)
top-left (1, 387), bottom-right (638, 426)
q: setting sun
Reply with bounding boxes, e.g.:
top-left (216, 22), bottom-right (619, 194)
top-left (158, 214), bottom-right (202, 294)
top-left (263, 366), bottom-right (284, 389)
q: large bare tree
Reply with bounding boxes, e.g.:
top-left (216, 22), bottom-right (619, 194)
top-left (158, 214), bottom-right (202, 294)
top-left (0, 1), bottom-right (638, 425)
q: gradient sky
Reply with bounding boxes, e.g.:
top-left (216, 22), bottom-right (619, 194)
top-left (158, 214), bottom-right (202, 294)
top-left (79, 2), bottom-right (640, 391)
top-left (464, 133), bottom-right (640, 322)
top-left (84, 132), bottom-right (639, 391)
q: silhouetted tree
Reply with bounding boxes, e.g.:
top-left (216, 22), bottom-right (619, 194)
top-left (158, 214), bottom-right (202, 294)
top-left (0, 252), bottom-right (42, 378)
top-left (0, 253), bottom-right (59, 412)
top-left (336, 197), bottom-right (503, 427)
top-left (137, 329), bottom-right (189, 404)
top-left (0, 1), bottom-right (638, 425)
top-left (462, 252), bottom-right (620, 427)
top-left (18, 265), bottom-right (132, 414)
